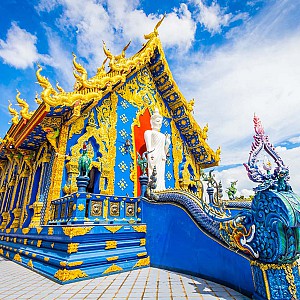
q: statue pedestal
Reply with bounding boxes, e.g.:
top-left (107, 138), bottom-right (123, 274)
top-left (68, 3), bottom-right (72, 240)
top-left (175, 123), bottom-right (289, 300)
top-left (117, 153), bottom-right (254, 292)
top-left (76, 176), bottom-right (89, 193)
top-left (251, 260), bottom-right (299, 300)
top-left (139, 174), bottom-right (148, 197)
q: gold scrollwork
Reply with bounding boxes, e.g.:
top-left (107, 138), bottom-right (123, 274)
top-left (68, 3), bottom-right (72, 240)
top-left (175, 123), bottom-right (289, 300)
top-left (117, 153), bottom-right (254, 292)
top-left (67, 243), bottom-right (79, 254)
top-left (102, 264), bottom-right (123, 274)
top-left (105, 241), bottom-right (117, 250)
top-left (133, 256), bottom-right (150, 268)
top-left (62, 227), bottom-right (93, 238)
top-left (54, 269), bottom-right (88, 282)
top-left (133, 225), bottom-right (146, 233)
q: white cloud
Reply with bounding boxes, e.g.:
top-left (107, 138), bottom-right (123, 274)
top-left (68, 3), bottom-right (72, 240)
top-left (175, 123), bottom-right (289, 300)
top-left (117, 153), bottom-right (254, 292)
top-left (196, 0), bottom-right (232, 34)
top-left (173, 0), bottom-right (300, 193)
top-left (0, 22), bottom-right (48, 69)
top-left (288, 136), bottom-right (300, 144)
top-left (107, 1), bottom-right (196, 52)
top-left (35, 0), bottom-right (60, 13)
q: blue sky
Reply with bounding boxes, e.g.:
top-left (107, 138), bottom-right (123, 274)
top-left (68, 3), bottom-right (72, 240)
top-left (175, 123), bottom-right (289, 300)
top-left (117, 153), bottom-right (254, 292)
top-left (1, 0), bottom-right (300, 195)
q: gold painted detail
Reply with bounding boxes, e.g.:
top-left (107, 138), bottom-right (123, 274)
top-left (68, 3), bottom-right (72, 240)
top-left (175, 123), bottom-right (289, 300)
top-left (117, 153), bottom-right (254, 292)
top-left (0, 249), bottom-right (3, 255)
top-left (37, 240), bottom-right (42, 248)
top-left (91, 201), bottom-right (102, 217)
top-left (54, 269), bottom-right (88, 282)
top-left (77, 204), bottom-right (85, 211)
top-left (140, 238), bottom-right (146, 246)
top-left (48, 227), bottom-right (53, 235)
top-left (16, 90), bottom-right (34, 120)
top-left (44, 257), bottom-right (49, 262)
top-left (13, 253), bottom-right (22, 262)
top-left (8, 100), bottom-right (19, 125)
top-left (60, 261), bottom-right (67, 267)
top-left (103, 264), bottom-right (123, 274)
top-left (22, 228), bottom-right (30, 235)
top-left (106, 256), bottom-right (119, 262)
top-left (104, 226), bottom-right (122, 234)
top-left (105, 241), bottom-right (117, 250)
top-left (67, 243), bottom-right (79, 254)
top-left (137, 252), bottom-right (147, 257)
top-left (62, 227), bottom-right (93, 238)
top-left (133, 256), bottom-right (150, 268)
top-left (132, 225), bottom-right (146, 233)
top-left (27, 259), bottom-right (34, 269)
top-left (68, 261), bottom-right (83, 267)
top-left (36, 227), bottom-right (43, 234)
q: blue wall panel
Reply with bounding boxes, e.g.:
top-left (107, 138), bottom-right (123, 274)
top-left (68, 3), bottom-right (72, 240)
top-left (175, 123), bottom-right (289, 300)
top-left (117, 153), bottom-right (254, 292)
top-left (142, 200), bottom-right (254, 297)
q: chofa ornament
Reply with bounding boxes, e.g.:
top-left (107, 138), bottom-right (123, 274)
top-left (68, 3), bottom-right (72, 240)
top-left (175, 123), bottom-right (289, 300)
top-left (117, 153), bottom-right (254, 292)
top-left (243, 115), bottom-right (292, 192)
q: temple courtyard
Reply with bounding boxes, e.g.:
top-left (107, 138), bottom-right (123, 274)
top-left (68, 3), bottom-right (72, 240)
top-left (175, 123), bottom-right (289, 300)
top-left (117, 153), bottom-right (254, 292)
top-left (0, 257), bottom-right (249, 300)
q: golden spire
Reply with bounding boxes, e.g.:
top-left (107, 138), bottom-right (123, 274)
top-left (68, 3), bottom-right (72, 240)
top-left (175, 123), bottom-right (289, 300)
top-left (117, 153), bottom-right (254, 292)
top-left (8, 100), bottom-right (19, 125)
top-left (36, 64), bottom-right (52, 89)
top-left (144, 14), bottom-right (166, 40)
top-left (72, 53), bottom-right (87, 81)
top-left (16, 90), bottom-right (33, 120)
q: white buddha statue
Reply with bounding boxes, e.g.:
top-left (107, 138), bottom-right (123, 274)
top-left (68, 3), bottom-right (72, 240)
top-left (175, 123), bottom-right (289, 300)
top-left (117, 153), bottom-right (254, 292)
top-left (144, 108), bottom-right (171, 191)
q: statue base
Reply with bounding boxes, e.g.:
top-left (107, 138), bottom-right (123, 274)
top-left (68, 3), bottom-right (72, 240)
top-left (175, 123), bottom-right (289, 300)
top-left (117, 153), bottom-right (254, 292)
top-left (76, 176), bottom-right (90, 193)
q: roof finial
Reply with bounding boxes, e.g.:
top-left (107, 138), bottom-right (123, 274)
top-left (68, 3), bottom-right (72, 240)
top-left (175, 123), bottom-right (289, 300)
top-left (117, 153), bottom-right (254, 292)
top-left (8, 100), bottom-right (19, 125)
top-left (144, 13), bottom-right (166, 40)
top-left (16, 90), bottom-right (33, 120)
top-left (72, 53), bottom-right (88, 80)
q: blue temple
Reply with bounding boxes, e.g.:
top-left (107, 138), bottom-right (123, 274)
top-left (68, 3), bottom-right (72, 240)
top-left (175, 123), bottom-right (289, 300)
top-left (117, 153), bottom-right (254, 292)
top-left (0, 20), bottom-right (299, 300)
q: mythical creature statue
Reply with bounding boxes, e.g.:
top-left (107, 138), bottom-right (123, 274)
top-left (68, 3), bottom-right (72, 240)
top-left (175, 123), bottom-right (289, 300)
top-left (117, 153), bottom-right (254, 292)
top-left (226, 181), bottom-right (238, 200)
top-left (78, 142), bottom-right (91, 177)
top-left (146, 166), bottom-right (159, 201)
top-left (137, 150), bottom-right (153, 175)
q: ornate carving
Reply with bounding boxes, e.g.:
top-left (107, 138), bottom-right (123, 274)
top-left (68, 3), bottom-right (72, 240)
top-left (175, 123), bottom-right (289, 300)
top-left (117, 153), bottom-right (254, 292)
top-left (106, 256), bottom-right (119, 262)
top-left (133, 225), bottom-right (146, 233)
top-left (54, 269), bottom-right (88, 282)
top-left (109, 202), bottom-right (120, 217)
top-left (91, 201), bottom-right (102, 217)
top-left (133, 256), bottom-right (150, 268)
top-left (62, 227), bottom-right (93, 238)
top-left (13, 253), bottom-right (22, 262)
top-left (67, 243), bottom-right (79, 254)
top-left (105, 241), bottom-right (117, 250)
top-left (102, 264), bottom-right (123, 274)
top-left (104, 225), bottom-right (122, 234)
top-left (126, 203), bottom-right (135, 217)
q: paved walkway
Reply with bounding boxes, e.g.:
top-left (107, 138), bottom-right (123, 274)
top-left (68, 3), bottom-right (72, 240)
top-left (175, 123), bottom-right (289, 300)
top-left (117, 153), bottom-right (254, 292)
top-left (0, 257), bottom-right (250, 300)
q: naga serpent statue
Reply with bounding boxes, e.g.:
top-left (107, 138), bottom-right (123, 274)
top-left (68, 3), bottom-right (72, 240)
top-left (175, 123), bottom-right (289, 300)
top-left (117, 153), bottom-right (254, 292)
top-left (143, 115), bottom-right (300, 300)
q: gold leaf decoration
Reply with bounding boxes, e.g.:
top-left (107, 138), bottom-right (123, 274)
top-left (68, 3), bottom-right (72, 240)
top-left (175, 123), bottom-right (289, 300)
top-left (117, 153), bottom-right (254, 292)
top-left (104, 226), bottom-right (122, 234)
top-left (132, 225), bottom-right (147, 233)
top-left (102, 264), bottom-right (123, 274)
top-left (13, 254), bottom-right (22, 262)
top-left (54, 269), bottom-right (88, 282)
top-left (62, 227), bottom-right (93, 238)
top-left (133, 256), bottom-right (150, 268)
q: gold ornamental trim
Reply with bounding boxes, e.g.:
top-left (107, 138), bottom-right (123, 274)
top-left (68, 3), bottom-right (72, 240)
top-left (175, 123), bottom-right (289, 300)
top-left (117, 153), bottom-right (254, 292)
top-left (13, 253), bottom-right (22, 262)
top-left (22, 228), bottom-right (30, 235)
top-left (62, 226), bottom-right (93, 238)
top-left (132, 225), bottom-right (146, 233)
top-left (68, 261), bottom-right (83, 267)
top-left (140, 238), bottom-right (146, 246)
top-left (103, 264), bottom-right (123, 274)
top-left (67, 243), bottom-right (79, 254)
top-left (27, 259), bottom-right (34, 269)
top-left (104, 225), bottom-right (122, 234)
top-left (105, 241), bottom-right (117, 250)
top-left (133, 256), bottom-right (150, 268)
top-left (54, 269), bottom-right (88, 282)
top-left (106, 256), bottom-right (119, 262)
top-left (36, 227), bottom-right (43, 234)
top-left (137, 252), bottom-right (147, 257)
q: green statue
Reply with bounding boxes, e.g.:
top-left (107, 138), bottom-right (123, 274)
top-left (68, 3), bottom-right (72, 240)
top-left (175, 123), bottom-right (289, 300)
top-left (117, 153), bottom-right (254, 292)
top-left (226, 180), bottom-right (238, 200)
top-left (78, 142), bottom-right (91, 177)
